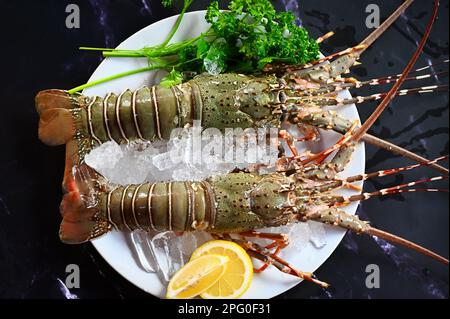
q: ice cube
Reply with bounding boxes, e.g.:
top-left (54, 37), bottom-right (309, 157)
top-left (84, 141), bottom-right (124, 178)
top-left (150, 232), bottom-right (184, 282)
top-left (132, 231), bottom-right (215, 283)
top-left (204, 59), bottom-right (223, 76)
top-left (152, 152), bottom-right (177, 171)
top-left (128, 230), bottom-right (158, 273)
top-left (286, 222), bottom-right (311, 254)
top-left (178, 232), bottom-right (214, 257)
top-left (308, 221), bottom-right (327, 248)
top-left (172, 166), bottom-right (203, 181)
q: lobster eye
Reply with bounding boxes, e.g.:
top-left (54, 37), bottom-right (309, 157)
top-left (278, 91), bottom-right (287, 103)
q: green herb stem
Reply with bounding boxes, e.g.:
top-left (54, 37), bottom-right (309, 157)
top-left (67, 65), bottom-right (163, 94)
top-left (79, 47), bottom-right (114, 51)
top-left (102, 51), bottom-right (147, 58)
top-left (161, 0), bottom-right (193, 47)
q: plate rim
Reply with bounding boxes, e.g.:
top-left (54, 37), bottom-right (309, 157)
top-left (86, 10), bottom-right (366, 299)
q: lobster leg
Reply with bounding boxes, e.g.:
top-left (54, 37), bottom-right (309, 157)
top-left (231, 237), bottom-right (329, 288)
top-left (301, 122), bottom-right (358, 166)
top-left (290, 143), bottom-right (356, 183)
top-left (277, 124), bottom-right (350, 166)
top-left (213, 233), bottom-right (328, 286)
top-left (279, 130), bottom-right (300, 157)
top-left (238, 231), bottom-right (290, 246)
top-left (275, 125), bottom-right (357, 180)
top-left (238, 231), bottom-right (289, 273)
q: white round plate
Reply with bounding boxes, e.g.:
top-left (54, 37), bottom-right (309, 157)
top-left (84, 11), bottom-right (365, 299)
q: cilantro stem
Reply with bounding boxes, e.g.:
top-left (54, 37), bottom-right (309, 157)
top-left (67, 65), bottom-right (164, 94)
top-left (102, 51), bottom-right (148, 58)
top-left (67, 55), bottom-right (201, 94)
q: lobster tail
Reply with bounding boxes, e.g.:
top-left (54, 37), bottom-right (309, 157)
top-left (59, 190), bottom-right (99, 244)
top-left (59, 163), bottom-right (109, 244)
top-left (35, 90), bottom-right (79, 146)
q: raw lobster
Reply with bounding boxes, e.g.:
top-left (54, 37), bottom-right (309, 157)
top-left (60, 143), bottom-right (448, 287)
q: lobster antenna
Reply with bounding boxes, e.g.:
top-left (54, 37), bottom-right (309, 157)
top-left (321, 176), bottom-right (447, 208)
top-left (316, 31), bottom-right (335, 44)
top-left (357, 70), bottom-right (449, 86)
top-left (263, 0), bottom-right (415, 73)
top-left (313, 156), bottom-right (448, 191)
top-left (331, 176), bottom-right (448, 205)
top-left (352, 0), bottom-right (440, 142)
top-left (368, 59), bottom-right (449, 80)
top-left (415, 59), bottom-right (449, 71)
top-left (362, 134), bottom-right (449, 175)
top-left (356, 0), bottom-right (415, 55)
top-left (345, 155), bottom-right (449, 183)
top-left (366, 227), bottom-right (449, 265)
top-left (298, 84), bottom-right (448, 107)
top-left (324, 174), bottom-right (449, 264)
top-left (333, 71), bottom-right (448, 90)
top-left (309, 0), bottom-right (415, 65)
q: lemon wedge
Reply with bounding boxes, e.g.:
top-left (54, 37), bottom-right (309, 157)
top-left (166, 254), bottom-right (229, 299)
top-left (191, 240), bottom-right (253, 299)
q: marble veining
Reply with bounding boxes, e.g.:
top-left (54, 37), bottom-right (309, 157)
top-left (0, 0), bottom-right (447, 299)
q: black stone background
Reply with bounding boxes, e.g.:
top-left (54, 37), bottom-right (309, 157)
top-left (0, 0), bottom-right (448, 299)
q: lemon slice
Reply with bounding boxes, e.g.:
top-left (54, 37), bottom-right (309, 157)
top-left (166, 254), bottom-right (229, 299)
top-left (191, 240), bottom-right (253, 299)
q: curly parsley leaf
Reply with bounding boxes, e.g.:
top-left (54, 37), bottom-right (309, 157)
top-left (161, 0), bottom-right (174, 8)
top-left (206, 0), bottom-right (319, 71)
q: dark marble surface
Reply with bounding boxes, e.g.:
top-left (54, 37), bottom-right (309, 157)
top-left (0, 0), bottom-right (448, 299)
